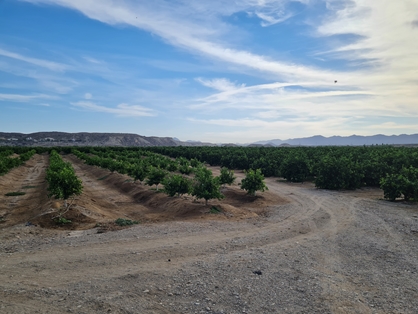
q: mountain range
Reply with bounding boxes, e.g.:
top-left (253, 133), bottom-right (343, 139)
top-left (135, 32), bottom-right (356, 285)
top-left (252, 134), bottom-right (418, 146)
top-left (1, 132), bottom-right (418, 147)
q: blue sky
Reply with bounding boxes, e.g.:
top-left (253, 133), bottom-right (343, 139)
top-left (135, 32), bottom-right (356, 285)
top-left (1, 0), bottom-right (417, 143)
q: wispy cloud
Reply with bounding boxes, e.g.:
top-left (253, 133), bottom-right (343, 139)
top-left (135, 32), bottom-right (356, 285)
top-left (254, 11), bottom-right (294, 27)
top-left (196, 78), bottom-right (244, 92)
top-left (83, 56), bottom-right (102, 64)
top-left (0, 93), bottom-right (55, 102)
top-left (72, 101), bottom-right (155, 117)
top-left (0, 48), bottom-right (68, 72)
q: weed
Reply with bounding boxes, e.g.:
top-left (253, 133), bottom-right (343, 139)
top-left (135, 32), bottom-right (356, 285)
top-left (115, 218), bottom-right (139, 226)
top-left (5, 191), bottom-right (26, 196)
top-left (22, 185), bottom-right (37, 189)
top-left (210, 206), bottom-right (222, 214)
top-left (55, 217), bottom-right (72, 225)
top-left (98, 174), bottom-right (110, 180)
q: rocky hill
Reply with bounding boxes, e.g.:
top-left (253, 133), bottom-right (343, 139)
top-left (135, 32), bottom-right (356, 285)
top-left (0, 132), bottom-right (210, 147)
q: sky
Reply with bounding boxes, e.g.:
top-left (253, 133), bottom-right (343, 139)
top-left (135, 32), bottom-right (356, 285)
top-left (0, 0), bottom-right (417, 143)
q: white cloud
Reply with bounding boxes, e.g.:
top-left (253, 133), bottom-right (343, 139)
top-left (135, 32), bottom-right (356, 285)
top-left (0, 48), bottom-right (68, 72)
top-left (84, 93), bottom-right (92, 99)
top-left (0, 93), bottom-right (55, 102)
top-left (196, 78), bottom-right (244, 92)
top-left (83, 56), bottom-right (102, 64)
top-left (72, 101), bottom-right (155, 117)
top-left (254, 11), bottom-right (294, 26)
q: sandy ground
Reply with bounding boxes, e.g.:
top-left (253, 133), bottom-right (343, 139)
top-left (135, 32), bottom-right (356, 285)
top-left (0, 154), bottom-right (417, 313)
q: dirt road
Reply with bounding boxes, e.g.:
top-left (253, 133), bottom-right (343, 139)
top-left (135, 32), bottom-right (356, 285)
top-left (1, 155), bottom-right (417, 313)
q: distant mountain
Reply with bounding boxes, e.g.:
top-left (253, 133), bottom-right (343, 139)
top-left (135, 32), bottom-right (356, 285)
top-left (0, 132), bottom-right (214, 147)
top-left (253, 134), bottom-right (418, 146)
top-left (1, 131), bottom-right (417, 147)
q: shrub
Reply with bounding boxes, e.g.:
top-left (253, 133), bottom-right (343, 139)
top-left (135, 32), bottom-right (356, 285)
top-left (115, 218), bottom-right (139, 226)
top-left (240, 169), bottom-right (268, 196)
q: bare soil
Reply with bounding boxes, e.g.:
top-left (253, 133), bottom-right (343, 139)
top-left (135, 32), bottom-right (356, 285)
top-left (1, 154), bottom-right (417, 313)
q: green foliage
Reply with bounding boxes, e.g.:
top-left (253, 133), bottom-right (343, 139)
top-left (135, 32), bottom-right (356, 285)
top-left (115, 218), bottom-right (139, 226)
top-left (314, 155), bottom-right (363, 190)
top-left (240, 168), bottom-right (268, 196)
top-left (145, 166), bottom-right (167, 190)
top-left (399, 166), bottom-right (418, 201)
top-left (46, 150), bottom-right (83, 216)
top-left (47, 166), bottom-right (83, 200)
top-left (192, 167), bottom-right (224, 205)
top-left (167, 162), bottom-right (178, 172)
top-left (380, 174), bottom-right (404, 201)
top-left (0, 149), bottom-right (35, 176)
top-left (176, 157), bottom-right (190, 167)
top-left (179, 164), bottom-right (193, 175)
top-left (163, 174), bottom-right (192, 197)
top-left (190, 158), bottom-right (201, 168)
top-left (280, 157), bottom-right (310, 182)
top-left (55, 217), bottom-right (72, 225)
top-left (381, 166), bottom-right (418, 201)
top-left (129, 162), bottom-right (148, 183)
top-left (70, 145), bottom-right (418, 195)
top-left (218, 167), bottom-right (236, 187)
top-left (210, 206), bottom-right (222, 214)
top-left (5, 191), bottom-right (26, 196)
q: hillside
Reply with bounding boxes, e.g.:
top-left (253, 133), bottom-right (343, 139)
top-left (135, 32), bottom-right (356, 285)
top-left (0, 132), bottom-right (198, 147)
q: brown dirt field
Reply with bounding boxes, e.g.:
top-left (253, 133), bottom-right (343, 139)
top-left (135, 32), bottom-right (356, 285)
top-left (1, 154), bottom-right (288, 231)
top-left (1, 154), bottom-right (418, 314)
top-left (0, 154), bottom-right (50, 228)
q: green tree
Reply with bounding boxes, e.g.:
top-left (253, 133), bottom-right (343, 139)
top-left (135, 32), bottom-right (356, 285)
top-left (218, 167), bottom-right (236, 188)
top-left (314, 155), bottom-right (363, 190)
top-left (240, 168), bottom-right (268, 196)
top-left (400, 166), bottom-right (418, 201)
top-left (167, 161), bottom-right (178, 172)
top-left (46, 151), bottom-right (83, 219)
top-left (129, 162), bottom-right (148, 183)
top-left (163, 174), bottom-right (192, 197)
top-left (380, 173), bottom-right (404, 201)
top-left (179, 164), bottom-right (193, 175)
top-left (145, 166), bottom-right (167, 190)
top-left (280, 157), bottom-right (310, 182)
top-left (192, 167), bottom-right (224, 205)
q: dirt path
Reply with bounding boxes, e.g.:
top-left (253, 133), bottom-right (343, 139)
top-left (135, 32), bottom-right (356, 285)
top-left (1, 160), bottom-right (418, 313)
top-left (0, 154), bottom-right (49, 229)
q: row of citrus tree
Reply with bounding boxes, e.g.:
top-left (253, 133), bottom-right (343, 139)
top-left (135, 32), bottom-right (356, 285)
top-left (46, 150), bottom-right (83, 222)
top-left (0, 148), bottom-right (36, 176)
top-left (71, 148), bottom-right (268, 205)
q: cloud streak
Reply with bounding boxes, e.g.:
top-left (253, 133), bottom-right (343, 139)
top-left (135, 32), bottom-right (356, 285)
top-left (0, 93), bottom-right (55, 102)
top-left (0, 48), bottom-right (68, 72)
top-left (72, 101), bottom-right (155, 117)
